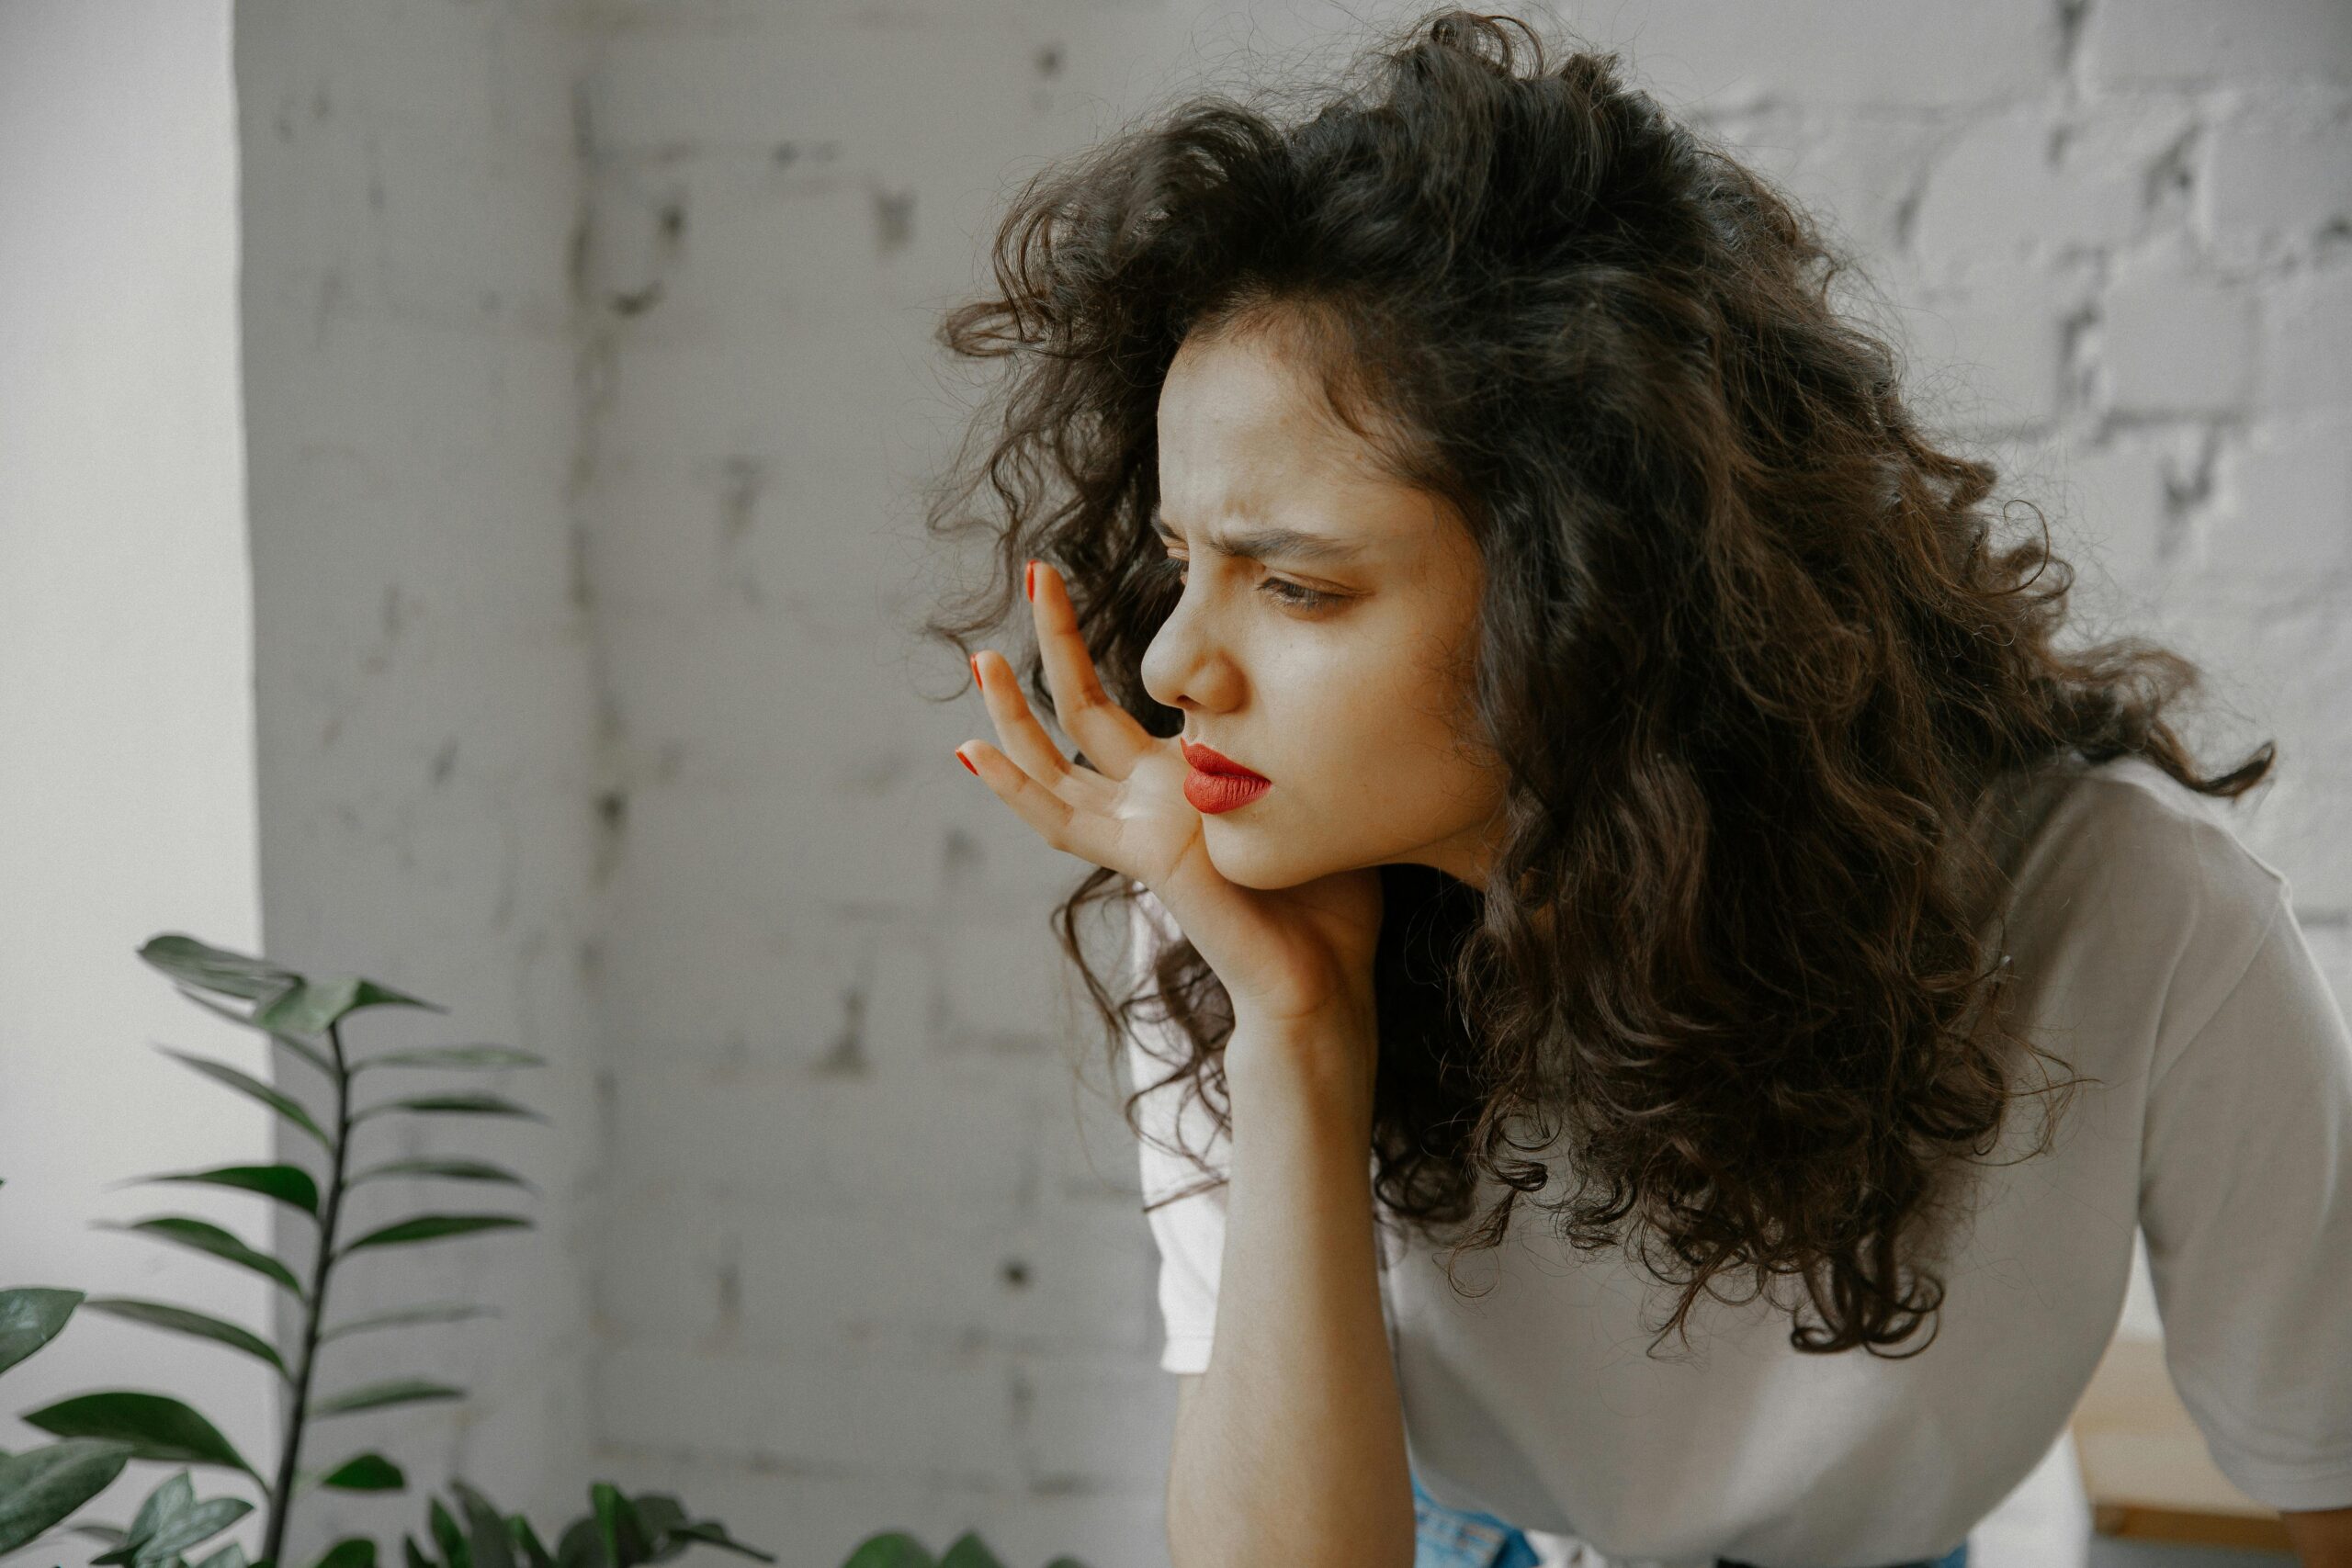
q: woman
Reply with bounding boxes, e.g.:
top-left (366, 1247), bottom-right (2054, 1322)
top-left (922, 12), bottom-right (2352, 1568)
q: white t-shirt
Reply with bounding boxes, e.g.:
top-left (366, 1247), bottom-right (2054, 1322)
top-left (1123, 753), bottom-right (2352, 1568)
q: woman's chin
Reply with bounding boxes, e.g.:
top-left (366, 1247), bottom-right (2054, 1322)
top-left (1201, 818), bottom-right (1334, 891)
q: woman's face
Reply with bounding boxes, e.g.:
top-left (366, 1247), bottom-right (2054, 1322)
top-left (1140, 321), bottom-right (1508, 891)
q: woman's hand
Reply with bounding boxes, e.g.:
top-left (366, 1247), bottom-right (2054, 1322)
top-left (955, 559), bottom-right (1385, 1055)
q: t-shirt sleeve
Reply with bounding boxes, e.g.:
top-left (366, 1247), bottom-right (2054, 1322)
top-left (1121, 887), bottom-right (1231, 1376)
top-left (2138, 885), bottom-right (2352, 1512)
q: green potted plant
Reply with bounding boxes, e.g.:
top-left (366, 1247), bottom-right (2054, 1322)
top-left (0, 935), bottom-right (1091, 1568)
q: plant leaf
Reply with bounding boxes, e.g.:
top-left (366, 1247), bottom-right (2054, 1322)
top-left (319, 1303), bottom-right (498, 1342)
top-left (351, 1093), bottom-right (543, 1125)
top-left (254, 975), bottom-right (446, 1038)
top-left (663, 1523), bottom-right (775, 1564)
top-left (314, 1538), bottom-right (379, 1568)
top-left (116, 1469), bottom-right (195, 1559)
top-left (356, 1045), bottom-right (544, 1072)
top-left (192, 1542), bottom-right (252, 1568)
top-left (590, 1484), bottom-right (646, 1568)
top-left (430, 1500), bottom-right (472, 1568)
top-left (148, 1497), bottom-right (253, 1564)
top-left (80, 1299), bottom-right (288, 1377)
top-left (138, 935), bottom-right (300, 1003)
top-left (552, 1518), bottom-right (599, 1568)
top-left (139, 1164), bottom-right (320, 1217)
top-left (628, 1496), bottom-right (684, 1558)
top-left (154, 1049), bottom-right (330, 1149)
top-left (936, 1534), bottom-right (1007, 1568)
top-left (0, 1286), bottom-right (83, 1374)
top-left (22, 1393), bottom-right (254, 1474)
top-left (109, 1490), bottom-right (250, 1568)
top-left (509, 1517), bottom-right (556, 1568)
top-left (837, 1536), bottom-right (936, 1568)
top-left (449, 1482), bottom-right (514, 1568)
top-left (403, 1534), bottom-right (438, 1568)
top-left (340, 1214), bottom-right (532, 1256)
top-left (349, 1159), bottom-right (533, 1193)
top-left (0, 1438), bottom-right (136, 1554)
top-left (170, 986), bottom-right (333, 1077)
top-left (104, 1217), bottom-right (304, 1300)
top-left (311, 1379), bottom-right (465, 1417)
top-left (319, 1452), bottom-right (406, 1491)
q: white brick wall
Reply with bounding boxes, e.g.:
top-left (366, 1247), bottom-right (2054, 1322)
top-left (553, 2), bottom-right (2351, 1564)
top-left (210, 2), bottom-right (2352, 1565)
top-left (234, 0), bottom-right (604, 1560)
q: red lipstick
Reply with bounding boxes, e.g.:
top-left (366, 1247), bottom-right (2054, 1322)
top-left (1181, 737), bottom-right (1272, 815)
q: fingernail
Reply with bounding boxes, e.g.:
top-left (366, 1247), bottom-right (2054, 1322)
top-left (1025, 559), bottom-right (1036, 601)
top-left (970, 652), bottom-right (984, 689)
top-left (956, 748), bottom-right (978, 775)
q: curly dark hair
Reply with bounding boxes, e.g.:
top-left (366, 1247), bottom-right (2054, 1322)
top-left (916, 8), bottom-right (2274, 1358)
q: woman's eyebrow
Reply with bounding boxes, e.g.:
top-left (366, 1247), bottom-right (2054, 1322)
top-left (1150, 512), bottom-right (1368, 564)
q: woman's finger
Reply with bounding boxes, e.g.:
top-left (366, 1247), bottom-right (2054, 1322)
top-left (1028, 558), bottom-right (1156, 781)
top-left (971, 648), bottom-right (1085, 794)
top-left (955, 739), bottom-right (1108, 866)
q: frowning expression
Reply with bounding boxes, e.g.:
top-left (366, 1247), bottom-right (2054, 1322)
top-left (1139, 315), bottom-right (1508, 891)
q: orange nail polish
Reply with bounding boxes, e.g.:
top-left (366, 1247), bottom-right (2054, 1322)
top-left (956, 749), bottom-right (978, 775)
top-left (971, 652), bottom-right (984, 689)
top-left (1025, 559), bottom-right (1036, 601)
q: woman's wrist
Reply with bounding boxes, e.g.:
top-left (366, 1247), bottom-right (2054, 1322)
top-left (1226, 1002), bottom-right (1380, 1142)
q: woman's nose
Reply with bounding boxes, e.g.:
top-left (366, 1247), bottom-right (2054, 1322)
top-left (1140, 595), bottom-right (1239, 715)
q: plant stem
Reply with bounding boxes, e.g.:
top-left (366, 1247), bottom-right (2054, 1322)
top-left (261, 1020), bottom-right (352, 1568)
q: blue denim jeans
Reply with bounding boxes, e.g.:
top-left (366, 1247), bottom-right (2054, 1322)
top-left (1410, 1471), bottom-right (1972, 1568)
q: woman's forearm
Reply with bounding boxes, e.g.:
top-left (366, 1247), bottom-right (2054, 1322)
top-left (1163, 1011), bottom-right (1416, 1568)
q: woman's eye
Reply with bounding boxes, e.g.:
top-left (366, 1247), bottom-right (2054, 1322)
top-left (1160, 557), bottom-right (1337, 613)
top-left (1261, 578), bottom-right (1335, 610)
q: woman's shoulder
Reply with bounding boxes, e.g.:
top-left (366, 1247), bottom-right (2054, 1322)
top-left (2028, 750), bottom-right (2284, 883)
top-left (2002, 750), bottom-right (2291, 976)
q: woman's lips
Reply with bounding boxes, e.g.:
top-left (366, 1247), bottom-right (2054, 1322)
top-left (1184, 770), bottom-right (1272, 814)
top-left (1180, 737), bottom-right (1272, 815)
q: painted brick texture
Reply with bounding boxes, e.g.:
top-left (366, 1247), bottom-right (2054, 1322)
top-left (569, 3), bottom-right (2352, 1563)
top-left (228, 2), bottom-right (2352, 1564)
